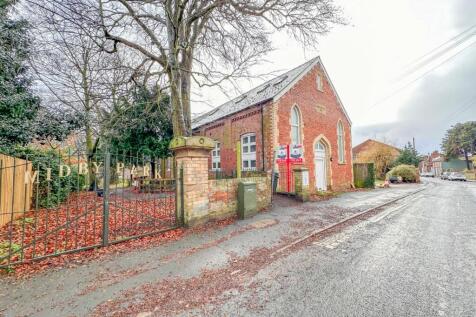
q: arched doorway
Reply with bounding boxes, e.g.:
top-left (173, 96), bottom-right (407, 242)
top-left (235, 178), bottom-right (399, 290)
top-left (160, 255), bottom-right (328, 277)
top-left (314, 141), bottom-right (328, 191)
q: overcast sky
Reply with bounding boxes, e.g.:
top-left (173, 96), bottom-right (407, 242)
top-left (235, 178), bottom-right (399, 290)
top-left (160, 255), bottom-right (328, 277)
top-left (191, 0), bottom-right (476, 155)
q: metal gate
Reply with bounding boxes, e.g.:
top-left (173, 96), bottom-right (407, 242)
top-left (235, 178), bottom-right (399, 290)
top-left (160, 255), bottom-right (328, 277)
top-left (0, 150), bottom-right (182, 269)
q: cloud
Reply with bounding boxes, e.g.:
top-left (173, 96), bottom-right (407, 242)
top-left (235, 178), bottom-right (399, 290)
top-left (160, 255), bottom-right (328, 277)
top-left (353, 45), bottom-right (476, 154)
top-left (353, 0), bottom-right (476, 154)
top-left (452, 0), bottom-right (476, 29)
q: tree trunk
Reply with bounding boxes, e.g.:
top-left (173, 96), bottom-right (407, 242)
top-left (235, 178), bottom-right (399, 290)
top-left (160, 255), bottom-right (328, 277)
top-left (85, 123), bottom-right (94, 153)
top-left (464, 149), bottom-right (470, 170)
top-left (166, 7), bottom-right (190, 137)
top-left (169, 70), bottom-right (187, 137)
top-left (180, 50), bottom-right (193, 136)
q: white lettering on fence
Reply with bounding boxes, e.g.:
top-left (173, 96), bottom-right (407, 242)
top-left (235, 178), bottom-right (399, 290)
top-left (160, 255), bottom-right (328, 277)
top-left (92, 162), bottom-right (102, 173)
top-left (143, 165), bottom-right (150, 177)
top-left (59, 165), bottom-right (71, 177)
top-left (24, 170), bottom-right (39, 184)
top-left (78, 162), bottom-right (88, 175)
top-left (116, 162), bottom-right (124, 174)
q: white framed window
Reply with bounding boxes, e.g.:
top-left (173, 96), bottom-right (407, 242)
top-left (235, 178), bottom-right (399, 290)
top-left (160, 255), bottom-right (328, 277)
top-left (316, 74), bottom-right (324, 92)
top-left (211, 142), bottom-right (221, 170)
top-left (291, 106), bottom-right (301, 145)
top-left (337, 121), bottom-right (345, 163)
top-left (241, 133), bottom-right (257, 171)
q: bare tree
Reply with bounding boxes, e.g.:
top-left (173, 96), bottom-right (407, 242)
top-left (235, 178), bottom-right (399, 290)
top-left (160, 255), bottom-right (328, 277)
top-left (25, 3), bottom-right (150, 152)
top-left (26, 0), bottom-right (343, 136)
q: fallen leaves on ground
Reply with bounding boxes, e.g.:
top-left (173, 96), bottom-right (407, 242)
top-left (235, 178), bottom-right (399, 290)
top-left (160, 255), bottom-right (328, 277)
top-left (0, 211), bottom-right (237, 279)
top-left (91, 202), bottom-right (390, 316)
top-left (0, 189), bottom-right (177, 277)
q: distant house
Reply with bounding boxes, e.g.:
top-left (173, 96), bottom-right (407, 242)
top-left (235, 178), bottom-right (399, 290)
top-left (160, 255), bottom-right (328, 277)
top-left (419, 151), bottom-right (441, 175)
top-left (192, 57), bottom-right (353, 191)
top-left (352, 139), bottom-right (401, 163)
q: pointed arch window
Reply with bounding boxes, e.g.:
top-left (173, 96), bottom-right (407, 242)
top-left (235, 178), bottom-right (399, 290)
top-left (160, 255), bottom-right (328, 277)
top-left (337, 121), bottom-right (345, 163)
top-left (291, 106), bottom-right (302, 145)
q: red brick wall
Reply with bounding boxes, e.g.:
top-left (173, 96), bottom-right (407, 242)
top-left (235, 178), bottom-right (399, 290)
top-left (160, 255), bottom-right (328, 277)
top-left (274, 64), bottom-right (353, 191)
top-left (195, 62), bottom-right (353, 191)
top-left (195, 104), bottom-right (268, 175)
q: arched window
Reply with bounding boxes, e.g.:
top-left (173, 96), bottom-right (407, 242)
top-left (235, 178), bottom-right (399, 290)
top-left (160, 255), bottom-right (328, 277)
top-left (337, 121), bottom-right (345, 163)
top-left (291, 106), bottom-right (301, 145)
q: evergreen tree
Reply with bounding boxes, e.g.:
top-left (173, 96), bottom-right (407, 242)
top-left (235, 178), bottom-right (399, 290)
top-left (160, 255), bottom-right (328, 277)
top-left (103, 86), bottom-right (173, 158)
top-left (394, 142), bottom-right (420, 167)
top-left (442, 121), bottom-right (476, 170)
top-left (0, 0), bottom-right (41, 147)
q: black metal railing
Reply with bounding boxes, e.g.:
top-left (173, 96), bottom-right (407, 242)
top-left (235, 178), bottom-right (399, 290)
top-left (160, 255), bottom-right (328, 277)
top-left (0, 150), bottom-right (181, 269)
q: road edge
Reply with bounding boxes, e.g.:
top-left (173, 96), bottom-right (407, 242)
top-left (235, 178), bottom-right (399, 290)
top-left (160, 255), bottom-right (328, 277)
top-left (273, 186), bottom-right (428, 255)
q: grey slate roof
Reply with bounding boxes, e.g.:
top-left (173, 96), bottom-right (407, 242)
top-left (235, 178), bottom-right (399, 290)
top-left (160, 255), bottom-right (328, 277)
top-left (192, 57), bottom-right (319, 129)
top-left (192, 56), bottom-right (352, 129)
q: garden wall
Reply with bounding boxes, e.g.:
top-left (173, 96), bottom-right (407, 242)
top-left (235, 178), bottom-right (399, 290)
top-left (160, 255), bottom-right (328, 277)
top-left (208, 174), bottom-right (272, 220)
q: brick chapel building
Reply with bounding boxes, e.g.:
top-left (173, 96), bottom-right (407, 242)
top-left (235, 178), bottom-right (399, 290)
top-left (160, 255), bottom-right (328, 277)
top-left (192, 57), bottom-right (353, 191)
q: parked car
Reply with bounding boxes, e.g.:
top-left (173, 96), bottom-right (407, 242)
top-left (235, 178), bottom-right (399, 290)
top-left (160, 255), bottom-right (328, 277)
top-left (388, 175), bottom-right (402, 184)
top-left (448, 172), bottom-right (467, 181)
top-left (441, 172), bottom-right (450, 180)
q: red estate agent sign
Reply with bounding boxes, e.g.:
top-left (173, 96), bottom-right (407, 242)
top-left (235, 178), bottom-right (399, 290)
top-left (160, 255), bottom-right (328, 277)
top-left (277, 144), bottom-right (303, 192)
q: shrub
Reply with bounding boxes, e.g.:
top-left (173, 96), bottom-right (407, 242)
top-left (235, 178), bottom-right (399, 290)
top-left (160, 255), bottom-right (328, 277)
top-left (0, 146), bottom-right (87, 208)
top-left (387, 164), bottom-right (419, 183)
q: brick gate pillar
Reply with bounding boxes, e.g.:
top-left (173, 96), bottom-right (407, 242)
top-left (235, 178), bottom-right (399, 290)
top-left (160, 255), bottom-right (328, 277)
top-left (170, 136), bottom-right (215, 227)
top-left (293, 167), bottom-right (310, 202)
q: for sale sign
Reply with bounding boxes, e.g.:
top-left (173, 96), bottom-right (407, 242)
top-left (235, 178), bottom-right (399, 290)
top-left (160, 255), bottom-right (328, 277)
top-left (289, 144), bottom-right (303, 163)
top-left (276, 145), bottom-right (287, 163)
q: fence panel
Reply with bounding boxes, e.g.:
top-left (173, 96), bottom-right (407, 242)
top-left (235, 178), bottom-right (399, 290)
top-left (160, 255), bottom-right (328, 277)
top-left (107, 153), bottom-right (178, 244)
top-left (0, 155), bottom-right (33, 227)
top-left (353, 163), bottom-right (375, 188)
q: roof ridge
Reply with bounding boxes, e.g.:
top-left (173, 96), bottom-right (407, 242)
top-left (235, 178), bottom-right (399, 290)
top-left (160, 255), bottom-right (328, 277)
top-left (232, 57), bottom-right (317, 100)
top-left (192, 57), bottom-right (319, 126)
top-left (353, 139), bottom-right (401, 152)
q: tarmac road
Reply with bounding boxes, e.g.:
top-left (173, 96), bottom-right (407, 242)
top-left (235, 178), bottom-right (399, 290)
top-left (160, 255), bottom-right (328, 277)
top-left (206, 178), bottom-right (476, 316)
top-left (1, 179), bottom-right (474, 316)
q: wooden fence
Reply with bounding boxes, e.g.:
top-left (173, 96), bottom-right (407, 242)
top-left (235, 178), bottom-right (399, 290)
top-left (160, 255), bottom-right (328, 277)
top-left (0, 154), bottom-right (33, 227)
top-left (353, 163), bottom-right (375, 188)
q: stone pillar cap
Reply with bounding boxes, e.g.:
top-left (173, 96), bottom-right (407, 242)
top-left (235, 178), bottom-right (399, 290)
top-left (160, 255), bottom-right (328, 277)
top-left (169, 136), bottom-right (215, 151)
